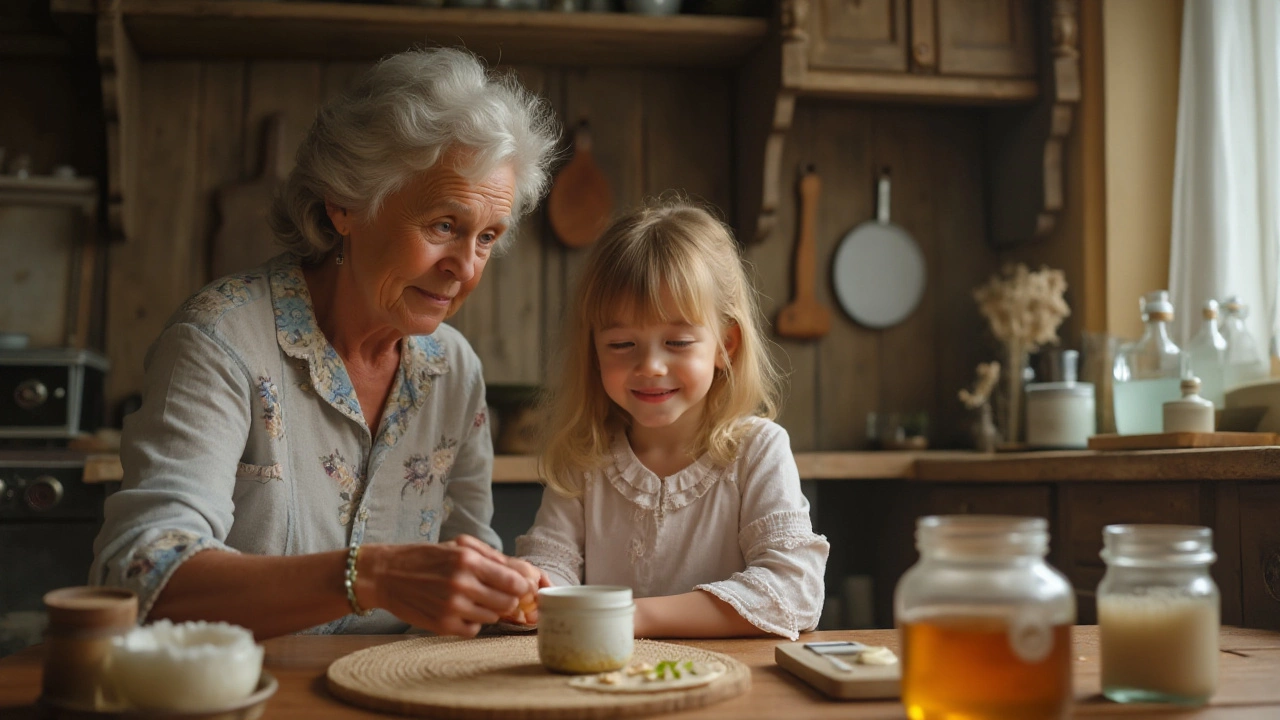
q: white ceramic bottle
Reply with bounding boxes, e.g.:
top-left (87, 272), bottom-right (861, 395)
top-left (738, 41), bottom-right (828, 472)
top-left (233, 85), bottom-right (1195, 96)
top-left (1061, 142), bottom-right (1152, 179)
top-left (1162, 377), bottom-right (1215, 433)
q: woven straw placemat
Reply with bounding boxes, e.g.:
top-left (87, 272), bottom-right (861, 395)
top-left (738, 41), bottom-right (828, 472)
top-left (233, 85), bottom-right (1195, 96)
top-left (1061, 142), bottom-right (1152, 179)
top-left (326, 635), bottom-right (751, 719)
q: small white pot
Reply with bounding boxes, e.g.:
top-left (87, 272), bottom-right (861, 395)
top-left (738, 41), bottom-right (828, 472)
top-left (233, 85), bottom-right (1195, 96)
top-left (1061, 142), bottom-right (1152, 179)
top-left (537, 586), bottom-right (634, 674)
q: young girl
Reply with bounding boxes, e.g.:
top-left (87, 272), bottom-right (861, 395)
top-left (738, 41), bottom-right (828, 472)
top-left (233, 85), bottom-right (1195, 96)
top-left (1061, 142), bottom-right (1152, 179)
top-left (516, 200), bottom-right (829, 640)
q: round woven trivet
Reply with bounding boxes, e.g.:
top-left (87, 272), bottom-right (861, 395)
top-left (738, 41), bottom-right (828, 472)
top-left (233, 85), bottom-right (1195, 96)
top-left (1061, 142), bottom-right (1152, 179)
top-left (326, 635), bottom-right (751, 719)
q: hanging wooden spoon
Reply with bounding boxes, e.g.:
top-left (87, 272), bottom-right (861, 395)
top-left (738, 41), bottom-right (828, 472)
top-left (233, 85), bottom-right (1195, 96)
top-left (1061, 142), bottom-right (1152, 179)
top-left (548, 120), bottom-right (614, 249)
top-left (776, 166), bottom-right (832, 340)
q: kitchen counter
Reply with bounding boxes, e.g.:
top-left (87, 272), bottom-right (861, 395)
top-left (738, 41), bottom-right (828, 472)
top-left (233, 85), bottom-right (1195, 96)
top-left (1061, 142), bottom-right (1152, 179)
top-left (3, 627), bottom-right (1279, 718)
top-left (76, 446), bottom-right (1280, 484)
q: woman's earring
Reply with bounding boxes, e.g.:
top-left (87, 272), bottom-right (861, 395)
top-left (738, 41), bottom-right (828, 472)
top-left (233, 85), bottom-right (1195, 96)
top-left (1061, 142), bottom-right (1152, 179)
top-left (336, 235), bottom-right (346, 265)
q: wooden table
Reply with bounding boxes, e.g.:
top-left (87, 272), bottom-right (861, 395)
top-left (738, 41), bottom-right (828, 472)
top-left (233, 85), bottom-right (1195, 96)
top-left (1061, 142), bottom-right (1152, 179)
top-left (3, 627), bottom-right (1279, 719)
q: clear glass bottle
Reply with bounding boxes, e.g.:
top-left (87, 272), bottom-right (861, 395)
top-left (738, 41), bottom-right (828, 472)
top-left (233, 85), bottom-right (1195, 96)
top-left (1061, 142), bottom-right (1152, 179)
top-left (1220, 296), bottom-right (1268, 390)
top-left (1113, 291), bottom-right (1184, 434)
top-left (895, 516), bottom-right (1075, 720)
top-left (1184, 300), bottom-right (1227, 408)
top-left (1097, 525), bottom-right (1219, 705)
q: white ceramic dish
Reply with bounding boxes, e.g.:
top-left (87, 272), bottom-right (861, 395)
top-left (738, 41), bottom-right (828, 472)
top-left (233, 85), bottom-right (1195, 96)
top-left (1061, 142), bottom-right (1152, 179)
top-left (40, 671), bottom-right (277, 719)
top-left (108, 620), bottom-right (264, 712)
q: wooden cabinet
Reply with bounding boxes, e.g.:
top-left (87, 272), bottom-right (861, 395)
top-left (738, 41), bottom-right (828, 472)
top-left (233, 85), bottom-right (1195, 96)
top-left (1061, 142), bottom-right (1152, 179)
top-left (804, 0), bottom-right (1036, 79)
top-left (806, 0), bottom-right (909, 73)
top-left (935, 0), bottom-right (1037, 78)
top-left (1239, 483), bottom-right (1280, 629)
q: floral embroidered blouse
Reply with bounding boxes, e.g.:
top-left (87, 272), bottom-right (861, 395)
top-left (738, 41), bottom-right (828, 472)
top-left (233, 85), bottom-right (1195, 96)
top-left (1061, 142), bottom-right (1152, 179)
top-left (90, 254), bottom-right (500, 634)
top-left (515, 417), bottom-right (830, 640)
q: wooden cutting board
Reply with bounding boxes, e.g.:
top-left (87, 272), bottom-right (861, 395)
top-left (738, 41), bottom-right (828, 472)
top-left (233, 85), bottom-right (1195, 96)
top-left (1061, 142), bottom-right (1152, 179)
top-left (210, 114), bottom-right (284, 278)
top-left (1087, 431), bottom-right (1280, 451)
top-left (547, 120), bottom-right (613, 249)
top-left (774, 642), bottom-right (899, 700)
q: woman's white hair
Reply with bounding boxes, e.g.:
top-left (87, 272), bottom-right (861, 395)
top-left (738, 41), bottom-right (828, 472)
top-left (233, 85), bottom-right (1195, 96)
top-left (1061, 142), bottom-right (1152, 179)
top-left (270, 47), bottom-right (560, 259)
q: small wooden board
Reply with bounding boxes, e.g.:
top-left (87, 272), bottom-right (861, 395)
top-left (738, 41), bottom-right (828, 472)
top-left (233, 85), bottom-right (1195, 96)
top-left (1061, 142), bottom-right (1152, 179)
top-left (1087, 432), bottom-right (1280, 451)
top-left (774, 643), bottom-right (899, 700)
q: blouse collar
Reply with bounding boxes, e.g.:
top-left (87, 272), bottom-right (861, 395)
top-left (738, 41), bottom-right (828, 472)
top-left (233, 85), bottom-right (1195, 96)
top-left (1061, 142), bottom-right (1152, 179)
top-left (602, 432), bottom-right (730, 512)
top-left (267, 255), bottom-right (450, 438)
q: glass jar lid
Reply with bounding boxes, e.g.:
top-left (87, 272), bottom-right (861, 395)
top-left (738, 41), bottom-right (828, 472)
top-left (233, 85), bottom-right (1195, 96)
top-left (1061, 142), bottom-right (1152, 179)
top-left (1100, 524), bottom-right (1216, 567)
top-left (916, 515), bottom-right (1048, 559)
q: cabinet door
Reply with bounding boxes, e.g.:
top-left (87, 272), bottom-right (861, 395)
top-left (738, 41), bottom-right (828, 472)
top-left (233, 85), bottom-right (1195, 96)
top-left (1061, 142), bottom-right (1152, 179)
top-left (1057, 483), bottom-right (1207, 624)
top-left (1239, 484), bottom-right (1280, 630)
top-left (935, 0), bottom-right (1037, 77)
top-left (807, 0), bottom-right (910, 72)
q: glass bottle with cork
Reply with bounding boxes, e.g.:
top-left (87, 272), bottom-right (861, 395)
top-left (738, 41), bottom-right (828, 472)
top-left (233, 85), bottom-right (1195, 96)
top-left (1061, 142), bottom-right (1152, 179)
top-left (1112, 291), bottom-right (1183, 434)
top-left (895, 516), bottom-right (1075, 720)
top-left (1220, 296), bottom-right (1268, 390)
top-left (1184, 300), bottom-right (1227, 408)
top-left (1097, 524), bottom-right (1219, 705)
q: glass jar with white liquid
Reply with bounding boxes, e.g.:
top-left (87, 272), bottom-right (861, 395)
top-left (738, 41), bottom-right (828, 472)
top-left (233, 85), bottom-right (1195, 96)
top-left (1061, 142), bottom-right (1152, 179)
top-left (1097, 525), bottom-right (1218, 705)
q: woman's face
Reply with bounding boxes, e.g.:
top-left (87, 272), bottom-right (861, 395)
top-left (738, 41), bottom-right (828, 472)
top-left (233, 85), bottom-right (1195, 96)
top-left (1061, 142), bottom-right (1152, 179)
top-left (328, 154), bottom-right (516, 337)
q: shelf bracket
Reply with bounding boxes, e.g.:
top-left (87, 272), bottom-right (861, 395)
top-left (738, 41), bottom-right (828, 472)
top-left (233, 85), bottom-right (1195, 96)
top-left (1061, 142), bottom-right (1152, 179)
top-left (986, 0), bottom-right (1081, 246)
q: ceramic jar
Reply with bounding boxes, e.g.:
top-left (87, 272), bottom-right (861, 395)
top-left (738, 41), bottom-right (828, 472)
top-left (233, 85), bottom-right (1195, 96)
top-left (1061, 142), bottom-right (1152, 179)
top-left (1025, 381), bottom-right (1096, 448)
top-left (41, 586), bottom-right (138, 710)
top-left (1163, 377), bottom-right (1215, 433)
top-left (537, 586), bottom-right (634, 674)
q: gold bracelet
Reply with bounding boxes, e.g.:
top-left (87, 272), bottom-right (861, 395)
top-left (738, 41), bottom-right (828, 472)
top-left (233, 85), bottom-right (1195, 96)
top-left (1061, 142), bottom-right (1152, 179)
top-left (344, 543), bottom-right (374, 617)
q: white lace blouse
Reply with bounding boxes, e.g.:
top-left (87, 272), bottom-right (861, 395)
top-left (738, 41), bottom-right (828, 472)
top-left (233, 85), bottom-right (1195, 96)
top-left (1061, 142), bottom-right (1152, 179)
top-left (515, 416), bottom-right (829, 639)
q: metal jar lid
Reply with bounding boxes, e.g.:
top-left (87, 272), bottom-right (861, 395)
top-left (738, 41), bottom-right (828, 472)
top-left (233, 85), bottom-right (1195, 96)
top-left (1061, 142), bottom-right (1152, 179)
top-left (1025, 381), bottom-right (1095, 399)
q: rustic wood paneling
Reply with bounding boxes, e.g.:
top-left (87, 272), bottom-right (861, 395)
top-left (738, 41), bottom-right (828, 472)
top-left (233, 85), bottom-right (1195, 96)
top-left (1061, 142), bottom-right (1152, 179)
top-left (99, 57), bottom-right (1016, 451)
top-left (105, 61), bottom-right (205, 407)
top-left (448, 65), bottom-right (549, 387)
top-left (749, 101), bottom-right (993, 450)
top-left (195, 62), bottom-right (246, 285)
top-left (745, 107), bottom-right (816, 448)
top-left (809, 105), bottom-right (876, 451)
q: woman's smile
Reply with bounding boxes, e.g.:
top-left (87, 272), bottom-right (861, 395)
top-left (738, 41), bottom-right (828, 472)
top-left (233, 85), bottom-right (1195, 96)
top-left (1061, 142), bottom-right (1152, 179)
top-left (410, 286), bottom-right (454, 306)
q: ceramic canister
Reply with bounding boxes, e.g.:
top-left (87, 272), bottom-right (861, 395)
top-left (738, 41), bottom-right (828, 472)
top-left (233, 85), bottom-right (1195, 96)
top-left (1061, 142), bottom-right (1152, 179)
top-left (537, 586), bottom-right (634, 674)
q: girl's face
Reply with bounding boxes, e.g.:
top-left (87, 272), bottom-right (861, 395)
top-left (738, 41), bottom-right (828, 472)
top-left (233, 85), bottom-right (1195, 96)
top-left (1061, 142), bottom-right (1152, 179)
top-left (593, 299), bottom-right (740, 446)
top-left (326, 152), bottom-right (515, 337)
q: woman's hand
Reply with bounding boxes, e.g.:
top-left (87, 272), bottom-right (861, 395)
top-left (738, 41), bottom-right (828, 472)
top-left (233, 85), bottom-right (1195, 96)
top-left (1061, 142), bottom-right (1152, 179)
top-left (362, 536), bottom-right (537, 637)
top-left (452, 535), bottom-right (549, 625)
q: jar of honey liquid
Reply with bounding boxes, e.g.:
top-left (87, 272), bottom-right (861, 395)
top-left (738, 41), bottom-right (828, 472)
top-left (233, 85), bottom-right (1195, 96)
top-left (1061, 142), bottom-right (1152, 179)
top-left (896, 516), bottom-right (1076, 720)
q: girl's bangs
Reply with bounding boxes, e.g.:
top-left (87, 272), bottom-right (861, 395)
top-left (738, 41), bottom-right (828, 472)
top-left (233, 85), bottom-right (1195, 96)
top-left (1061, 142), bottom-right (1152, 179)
top-left (586, 251), bottom-right (717, 330)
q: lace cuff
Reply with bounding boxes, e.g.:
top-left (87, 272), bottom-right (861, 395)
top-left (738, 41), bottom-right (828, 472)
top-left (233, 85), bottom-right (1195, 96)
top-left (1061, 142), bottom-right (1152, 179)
top-left (697, 568), bottom-right (804, 640)
top-left (515, 533), bottom-right (583, 587)
top-left (740, 510), bottom-right (824, 558)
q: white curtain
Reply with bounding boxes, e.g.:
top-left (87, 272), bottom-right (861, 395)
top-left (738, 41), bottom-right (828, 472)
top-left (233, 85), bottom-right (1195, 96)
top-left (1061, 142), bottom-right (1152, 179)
top-left (1169, 0), bottom-right (1280, 351)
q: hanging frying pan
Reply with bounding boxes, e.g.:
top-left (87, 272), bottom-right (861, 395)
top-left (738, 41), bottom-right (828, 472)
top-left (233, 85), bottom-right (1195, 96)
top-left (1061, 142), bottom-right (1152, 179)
top-left (831, 168), bottom-right (926, 329)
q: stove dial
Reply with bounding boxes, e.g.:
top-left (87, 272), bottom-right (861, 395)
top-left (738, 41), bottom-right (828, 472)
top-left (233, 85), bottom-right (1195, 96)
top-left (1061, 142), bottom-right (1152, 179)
top-left (24, 476), bottom-right (64, 511)
top-left (15, 379), bottom-right (49, 410)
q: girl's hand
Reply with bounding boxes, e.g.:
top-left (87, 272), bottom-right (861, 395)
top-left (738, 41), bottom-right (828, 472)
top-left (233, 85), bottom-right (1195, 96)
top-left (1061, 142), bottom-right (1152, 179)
top-left (452, 535), bottom-right (547, 625)
top-left (361, 537), bottom-right (533, 637)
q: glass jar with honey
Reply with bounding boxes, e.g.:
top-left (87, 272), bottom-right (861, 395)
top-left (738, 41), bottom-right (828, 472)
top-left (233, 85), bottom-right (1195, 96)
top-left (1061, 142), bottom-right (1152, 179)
top-left (895, 515), bottom-right (1076, 720)
top-left (1097, 524), bottom-right (1218, 705)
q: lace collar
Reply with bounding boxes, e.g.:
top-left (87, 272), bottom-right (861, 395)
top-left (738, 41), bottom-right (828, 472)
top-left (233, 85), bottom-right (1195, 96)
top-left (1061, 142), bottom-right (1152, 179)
top-left (602, 433), bottom-right (732, 512)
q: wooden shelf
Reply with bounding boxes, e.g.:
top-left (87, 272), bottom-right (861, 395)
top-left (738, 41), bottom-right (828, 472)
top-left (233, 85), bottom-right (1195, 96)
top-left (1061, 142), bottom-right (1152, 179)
top-left (58, 0), bottom-right (769, 68)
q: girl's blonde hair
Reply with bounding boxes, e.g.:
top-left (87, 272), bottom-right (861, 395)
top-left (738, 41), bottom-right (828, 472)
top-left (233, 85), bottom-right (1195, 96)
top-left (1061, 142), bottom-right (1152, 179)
top-left (540, 199), bottom-right (782, 497)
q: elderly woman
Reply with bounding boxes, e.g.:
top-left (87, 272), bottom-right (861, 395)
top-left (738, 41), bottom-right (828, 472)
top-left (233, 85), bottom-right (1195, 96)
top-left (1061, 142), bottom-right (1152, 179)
top-left (90, 48), bottom-right (559, 639)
